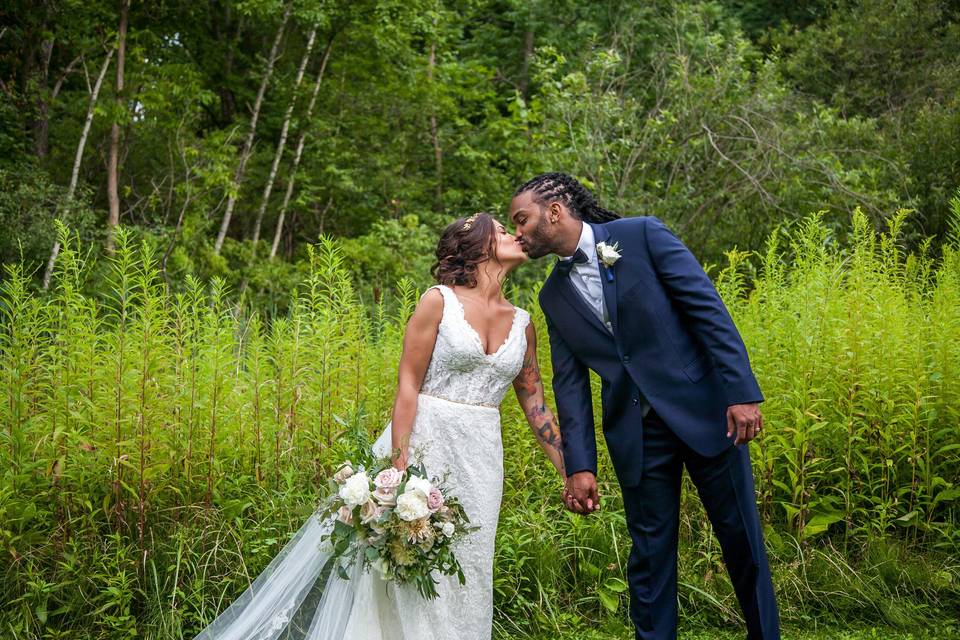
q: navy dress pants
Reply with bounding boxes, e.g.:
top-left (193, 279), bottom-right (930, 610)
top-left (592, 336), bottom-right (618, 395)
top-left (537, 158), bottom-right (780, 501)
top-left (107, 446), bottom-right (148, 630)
top-left (621, 409), bottom-right (780, 639)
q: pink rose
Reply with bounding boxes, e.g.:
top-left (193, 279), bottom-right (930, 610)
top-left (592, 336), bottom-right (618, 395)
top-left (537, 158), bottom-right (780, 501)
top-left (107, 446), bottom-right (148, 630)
top-left (337, 505), bottom-right (354, 525)
top-left (374, 467), bottom-right (403, 490)
top-left (333, 463), bottom-right (354, 484)
top-left (360, 499), bottom-right (385, 525)
top-left (427, 487), bottom-right (444, 512)
top-left (373, 486), bottom-right (397, 506)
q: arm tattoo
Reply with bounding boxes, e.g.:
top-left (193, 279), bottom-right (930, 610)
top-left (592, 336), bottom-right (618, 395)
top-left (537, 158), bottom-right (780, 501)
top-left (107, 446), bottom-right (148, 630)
top-left (515, 351), bottom-right (540, 404)
top-left (535, 418), bottom-right (563, 455)
top-left (514, 347), bottom-right (564, 460)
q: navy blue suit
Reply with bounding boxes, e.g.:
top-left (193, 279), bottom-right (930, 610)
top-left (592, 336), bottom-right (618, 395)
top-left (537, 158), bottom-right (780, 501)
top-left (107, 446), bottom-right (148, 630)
top-left (540, 217), bottom-right (780, 639)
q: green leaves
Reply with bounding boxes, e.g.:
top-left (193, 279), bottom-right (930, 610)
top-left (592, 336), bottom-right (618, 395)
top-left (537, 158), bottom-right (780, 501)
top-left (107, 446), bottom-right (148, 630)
top-left (596, 577), bottom-right (628, 613)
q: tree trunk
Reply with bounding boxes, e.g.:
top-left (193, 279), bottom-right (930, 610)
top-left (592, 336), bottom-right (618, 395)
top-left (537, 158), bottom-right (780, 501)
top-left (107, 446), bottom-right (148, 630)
top-left (213, 3), bottom-right (291, 255)
top-left (428, 42), bottom-right (443, 212)
top-left (43, 49), bottom-right (115, 290)
top-left (250, 26), bottom-right (317, 249)
top-left (269, 34), bottom-right (335, 260)
top-left (106, 0), bottom-right (129, 253)
top-left (518, 28), bottom-right (535, 97)
top-left (30, 36), bottom-right (85, 159)
top-left (32, 38), bottom-right (54, 158)
top-left (217, 6), bottom-right (244, 125)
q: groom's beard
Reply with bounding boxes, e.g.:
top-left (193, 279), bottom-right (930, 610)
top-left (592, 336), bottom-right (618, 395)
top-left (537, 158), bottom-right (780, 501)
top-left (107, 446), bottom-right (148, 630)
top-left (519, 219), bottom-right (555, 259)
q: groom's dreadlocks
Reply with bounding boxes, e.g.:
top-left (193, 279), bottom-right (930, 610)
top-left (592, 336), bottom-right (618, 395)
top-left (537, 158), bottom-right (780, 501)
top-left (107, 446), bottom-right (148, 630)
top-left (514, 172), bottom-right (621, 223)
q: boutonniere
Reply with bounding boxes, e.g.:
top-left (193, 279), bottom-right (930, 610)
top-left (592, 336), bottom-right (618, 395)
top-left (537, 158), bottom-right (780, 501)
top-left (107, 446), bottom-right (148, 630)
top-left (596, 241), bottom-right (621, 281)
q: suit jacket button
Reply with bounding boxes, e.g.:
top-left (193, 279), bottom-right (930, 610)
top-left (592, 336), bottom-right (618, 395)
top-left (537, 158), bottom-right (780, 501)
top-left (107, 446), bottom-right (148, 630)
top-left (623, 355), bottom-right (631, 363)
top-left (632, 397), bottom-right (639, 405)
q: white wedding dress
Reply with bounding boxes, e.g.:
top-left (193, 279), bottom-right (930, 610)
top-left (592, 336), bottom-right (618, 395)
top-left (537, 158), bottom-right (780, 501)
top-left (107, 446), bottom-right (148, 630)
top-left (194, 284), bottom-right (530, 640)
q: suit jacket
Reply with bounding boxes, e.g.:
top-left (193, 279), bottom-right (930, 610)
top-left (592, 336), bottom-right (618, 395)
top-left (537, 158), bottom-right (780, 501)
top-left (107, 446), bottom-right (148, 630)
top-left (539, 217), bottom-right (763, 487)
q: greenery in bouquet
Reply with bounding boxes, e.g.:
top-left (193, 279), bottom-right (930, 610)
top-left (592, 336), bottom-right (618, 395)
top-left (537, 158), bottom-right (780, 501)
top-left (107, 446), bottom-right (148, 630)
top-left (318, 458), bottom-right (474, 599)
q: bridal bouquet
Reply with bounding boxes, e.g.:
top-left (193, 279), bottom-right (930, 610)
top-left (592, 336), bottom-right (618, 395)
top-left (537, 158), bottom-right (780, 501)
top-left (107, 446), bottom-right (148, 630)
top-left (318, 458), bottom-right (473, 599)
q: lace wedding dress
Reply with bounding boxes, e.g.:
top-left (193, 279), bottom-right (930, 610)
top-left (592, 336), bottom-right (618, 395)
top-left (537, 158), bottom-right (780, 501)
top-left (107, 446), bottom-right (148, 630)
top-left (194, 284), bottom-right (530, 640)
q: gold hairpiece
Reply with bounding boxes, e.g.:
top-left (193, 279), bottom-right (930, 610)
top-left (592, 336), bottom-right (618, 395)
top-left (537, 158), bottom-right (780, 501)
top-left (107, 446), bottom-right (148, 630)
top-left (462, 213), bottom-right (481, 231)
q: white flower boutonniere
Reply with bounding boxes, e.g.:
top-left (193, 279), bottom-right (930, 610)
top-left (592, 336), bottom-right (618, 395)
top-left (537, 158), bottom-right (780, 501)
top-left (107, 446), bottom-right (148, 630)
top-left (596, 241), bottom-right (622, 268)
top-left (596, 241), bottom-right (621, 282)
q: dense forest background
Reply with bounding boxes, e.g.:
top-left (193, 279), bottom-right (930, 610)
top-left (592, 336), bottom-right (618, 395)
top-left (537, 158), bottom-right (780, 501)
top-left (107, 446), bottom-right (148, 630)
top-left (3, 1), bottom-right (960, 639)
top-left (2, 0), bottom-right (959, 309)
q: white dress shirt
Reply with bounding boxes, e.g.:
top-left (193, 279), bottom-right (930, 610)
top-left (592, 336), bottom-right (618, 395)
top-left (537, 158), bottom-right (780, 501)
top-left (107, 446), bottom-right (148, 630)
top-left (560, 223), bottom-right (612, 333)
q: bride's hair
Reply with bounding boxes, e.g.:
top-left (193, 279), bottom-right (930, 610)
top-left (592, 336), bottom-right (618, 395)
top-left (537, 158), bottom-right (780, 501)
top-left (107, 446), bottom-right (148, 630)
top-left (432, 212), bottom-right (498, 287)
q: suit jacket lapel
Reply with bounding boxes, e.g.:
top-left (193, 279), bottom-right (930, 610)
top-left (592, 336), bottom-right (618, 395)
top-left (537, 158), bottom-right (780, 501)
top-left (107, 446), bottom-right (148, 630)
top-left (546, 270), bottom-right (609, 335)
top-left (590, 223), bottom-right (620, 334)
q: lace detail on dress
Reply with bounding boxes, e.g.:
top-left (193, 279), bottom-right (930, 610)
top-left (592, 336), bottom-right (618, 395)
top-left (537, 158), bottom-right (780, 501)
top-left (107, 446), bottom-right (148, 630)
top-left (342, 284), bottom-right (530, 640)
top-left (419, 284), bottom-right (530, 408)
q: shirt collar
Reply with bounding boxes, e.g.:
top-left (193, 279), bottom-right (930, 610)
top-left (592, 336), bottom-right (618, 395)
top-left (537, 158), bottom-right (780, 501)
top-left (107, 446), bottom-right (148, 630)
top-left (561, 222), bottom-right (596, 263)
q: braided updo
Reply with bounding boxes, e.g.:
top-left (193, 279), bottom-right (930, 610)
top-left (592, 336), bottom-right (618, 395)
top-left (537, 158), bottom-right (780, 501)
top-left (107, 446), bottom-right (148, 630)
top-left (513, 172), bottom-right (621, 223)
top-left (431, 213), bottom-right (498, 288)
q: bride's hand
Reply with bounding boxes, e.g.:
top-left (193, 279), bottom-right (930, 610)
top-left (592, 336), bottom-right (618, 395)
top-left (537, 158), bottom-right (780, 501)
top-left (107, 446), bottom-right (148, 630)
top-left (391, 447), bottom-right (408, 471)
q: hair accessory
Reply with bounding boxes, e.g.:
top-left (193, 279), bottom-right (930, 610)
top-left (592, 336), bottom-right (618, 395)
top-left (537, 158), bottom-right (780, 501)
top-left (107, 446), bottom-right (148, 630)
top-left (462, 213), bottom-right (480, 231)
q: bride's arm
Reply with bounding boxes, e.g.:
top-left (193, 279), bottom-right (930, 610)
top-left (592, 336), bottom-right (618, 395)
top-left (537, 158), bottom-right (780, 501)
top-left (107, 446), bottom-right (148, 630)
top-left (390, 289), bottom-right (443, 470)
top-left (512, 322), bottom-right (565, 477)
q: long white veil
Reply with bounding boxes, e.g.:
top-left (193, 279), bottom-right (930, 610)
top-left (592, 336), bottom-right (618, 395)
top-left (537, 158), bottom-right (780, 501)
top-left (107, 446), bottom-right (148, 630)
top-left (193, 428), bottom-right (393, 639)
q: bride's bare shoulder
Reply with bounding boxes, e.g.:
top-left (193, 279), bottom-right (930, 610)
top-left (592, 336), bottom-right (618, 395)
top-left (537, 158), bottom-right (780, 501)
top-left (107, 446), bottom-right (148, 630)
top-left (408, 287), bottom-right (444, 326)
top-left (419, 286), bottom-right (444, 307)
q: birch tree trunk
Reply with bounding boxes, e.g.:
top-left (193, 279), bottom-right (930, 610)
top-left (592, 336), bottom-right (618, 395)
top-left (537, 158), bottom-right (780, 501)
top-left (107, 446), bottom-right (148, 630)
top-left (250, 26), bottom-right (317, 249)
top-left (269, 35), bottom-right (335, 260)
top-left (43, 49), bottom-right (115, 290)
top-left (213, 3), bottom-right (292, 255)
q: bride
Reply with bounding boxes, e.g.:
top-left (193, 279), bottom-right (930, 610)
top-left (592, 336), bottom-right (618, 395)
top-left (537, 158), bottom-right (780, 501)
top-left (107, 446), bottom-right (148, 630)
top-left (194, 212), bottom-right (566, 640)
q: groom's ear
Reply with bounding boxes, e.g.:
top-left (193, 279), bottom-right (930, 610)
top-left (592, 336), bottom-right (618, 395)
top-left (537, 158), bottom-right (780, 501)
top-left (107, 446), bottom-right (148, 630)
top-left (548, 201), bottom-right (563, 224)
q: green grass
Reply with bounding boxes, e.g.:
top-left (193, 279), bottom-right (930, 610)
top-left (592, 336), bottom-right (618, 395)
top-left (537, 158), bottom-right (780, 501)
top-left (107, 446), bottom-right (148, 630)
top-left (500, 622), bottom-right (960, 639)
top-left (2, 209), bottom-right (960, 638)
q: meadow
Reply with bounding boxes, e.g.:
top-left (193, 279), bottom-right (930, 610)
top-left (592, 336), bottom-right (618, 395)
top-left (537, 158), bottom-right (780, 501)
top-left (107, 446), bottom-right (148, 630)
top-left (2, 205), bottom-right (959, 638)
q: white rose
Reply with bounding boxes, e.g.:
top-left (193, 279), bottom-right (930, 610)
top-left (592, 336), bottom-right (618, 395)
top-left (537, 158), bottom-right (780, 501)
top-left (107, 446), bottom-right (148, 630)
top-left (596, 241), bottom-right (622, 267)
top-left (404, 475), bottom-right (433, 497)
top-left (441, 522), bottom-right (455, 538)
top-left (395, 490), bottom-right (430, 521)
top-left (339, 472), bottom-right (371, 508)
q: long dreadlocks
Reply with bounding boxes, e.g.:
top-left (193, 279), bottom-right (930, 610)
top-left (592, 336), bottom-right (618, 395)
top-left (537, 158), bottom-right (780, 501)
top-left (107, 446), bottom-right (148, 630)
top-left (513, 172), bottom-right (621, 223)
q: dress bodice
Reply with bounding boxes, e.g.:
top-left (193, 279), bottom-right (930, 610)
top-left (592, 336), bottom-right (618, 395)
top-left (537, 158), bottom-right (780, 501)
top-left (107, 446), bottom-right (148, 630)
top-left (419, 285), bottom-right (529, 407)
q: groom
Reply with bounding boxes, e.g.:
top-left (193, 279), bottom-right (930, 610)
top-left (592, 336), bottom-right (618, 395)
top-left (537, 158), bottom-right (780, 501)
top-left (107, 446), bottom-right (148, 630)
top-left (510, 173), bottom-right (780, 639)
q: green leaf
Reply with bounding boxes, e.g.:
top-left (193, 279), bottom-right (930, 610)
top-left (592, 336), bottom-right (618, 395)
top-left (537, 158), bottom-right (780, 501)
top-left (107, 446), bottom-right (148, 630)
top-left (802, 511), bottom-right (844, 539)
top-left (604, 577), bottom-right (629, 593)
top-left (597, 588), bottom-right (619, 613)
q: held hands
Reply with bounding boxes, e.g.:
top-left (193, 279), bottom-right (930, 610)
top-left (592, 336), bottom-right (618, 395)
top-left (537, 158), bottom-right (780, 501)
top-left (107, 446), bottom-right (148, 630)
top-left (727, 402), bottom-right (764, 445)
top-left (562, 471), bottom-right (600, 515)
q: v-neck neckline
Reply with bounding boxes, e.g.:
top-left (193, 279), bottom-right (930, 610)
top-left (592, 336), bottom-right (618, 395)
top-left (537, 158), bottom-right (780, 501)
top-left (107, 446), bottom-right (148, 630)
top-left (443, 285), bottom-right (520, 358)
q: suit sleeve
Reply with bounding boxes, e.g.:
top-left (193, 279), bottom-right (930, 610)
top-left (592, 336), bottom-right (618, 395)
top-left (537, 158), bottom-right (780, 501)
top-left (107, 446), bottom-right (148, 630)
top-left (543, 309), bottom-right (598, 478)
top-left (644, 217), bottom-right (764, 405)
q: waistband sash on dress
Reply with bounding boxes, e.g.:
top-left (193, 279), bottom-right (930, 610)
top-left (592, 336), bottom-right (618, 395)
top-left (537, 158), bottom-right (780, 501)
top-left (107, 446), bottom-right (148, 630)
top-left (418, 391), bottom-right (498, 410)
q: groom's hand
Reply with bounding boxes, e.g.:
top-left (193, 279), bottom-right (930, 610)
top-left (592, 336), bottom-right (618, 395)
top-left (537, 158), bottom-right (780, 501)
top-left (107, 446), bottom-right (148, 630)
top-left (727, 403), bottom-right (763, 445)
top-left (563, 471), bottom-right (600, 514)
